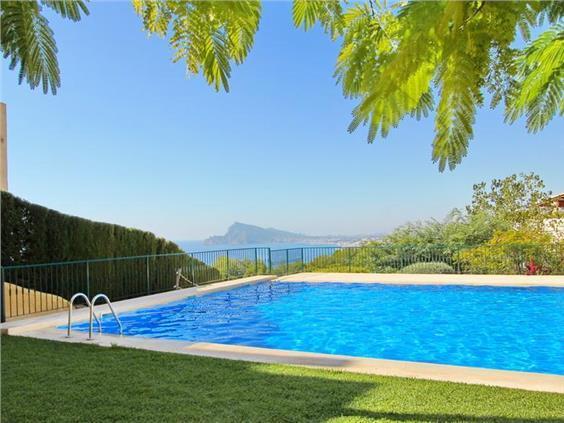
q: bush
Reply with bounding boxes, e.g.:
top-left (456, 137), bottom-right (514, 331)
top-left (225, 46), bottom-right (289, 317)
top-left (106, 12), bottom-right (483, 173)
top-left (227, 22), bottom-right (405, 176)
top-left (1, 191), bottom-right (182, 265)
top-left (0, 192), bottom-right (221, 308)
top-left (213, 257), bottom-right (267, 279)
top-left (459, 230), bottom-right (564, 275)
top-left (400, 261), bottom-right (455, 274)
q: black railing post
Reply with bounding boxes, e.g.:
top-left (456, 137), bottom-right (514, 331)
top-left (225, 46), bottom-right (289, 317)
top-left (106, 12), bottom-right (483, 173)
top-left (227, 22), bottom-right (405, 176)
top-left (286, 249), bottom-right (289, 275)
top-left (268, 248), bottom-right (272, 274)
top-left (226, 250), bottom-right (230, 280)
top-left (1, 266), bottom-right (6, 323)
top-left (189, 253), bottom-right (195, 282)
top-left (86, 261), bottom-right (90, 298)
top-left (301, 248), bottom-right (304, 272)
top-left (254, 248), bottom-right (258, 275)
top-left (146, 256), bottom-right (150, 294)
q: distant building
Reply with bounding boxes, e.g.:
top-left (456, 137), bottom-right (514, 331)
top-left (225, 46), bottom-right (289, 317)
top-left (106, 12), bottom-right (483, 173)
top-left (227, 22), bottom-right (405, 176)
top-left (544, 193), bottom-right (564, 239)
top-left (549, 193), bottom-right (564, 212)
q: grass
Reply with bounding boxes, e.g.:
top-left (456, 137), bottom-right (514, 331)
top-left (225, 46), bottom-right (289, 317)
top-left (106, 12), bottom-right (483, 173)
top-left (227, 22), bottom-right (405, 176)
top-left (1, 336), bottom-right (563, 422)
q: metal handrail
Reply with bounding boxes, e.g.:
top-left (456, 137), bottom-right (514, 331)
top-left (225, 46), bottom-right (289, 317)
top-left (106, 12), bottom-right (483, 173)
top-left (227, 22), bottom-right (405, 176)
top-left (67, 293), bottom-right (101, 339)
top-left (175, 268), bottom-right (198, 289)
top-left (89, 293), bottom-right (123, 339)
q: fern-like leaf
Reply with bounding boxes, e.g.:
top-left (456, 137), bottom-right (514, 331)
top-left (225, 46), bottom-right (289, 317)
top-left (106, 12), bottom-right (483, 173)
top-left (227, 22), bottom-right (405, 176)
top-left (41, 0), bottom-right (89, 22)
top-left (1, 0), bottom-right (88, 94)
top-left (1, 1), bottom-right (60, 94)
top-left (135, 0), bottom-right (261, 92)
top-left (433, 48), bottom-right (478, 171)
top-left (293, 0), bottom-right (344, 39)
top-left (506, 23), bottom-right (564, 133)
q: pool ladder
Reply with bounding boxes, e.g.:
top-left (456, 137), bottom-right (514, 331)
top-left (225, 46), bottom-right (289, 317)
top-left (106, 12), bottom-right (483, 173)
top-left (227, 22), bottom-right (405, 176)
top-left (67, 293), bottom-right (123, 340)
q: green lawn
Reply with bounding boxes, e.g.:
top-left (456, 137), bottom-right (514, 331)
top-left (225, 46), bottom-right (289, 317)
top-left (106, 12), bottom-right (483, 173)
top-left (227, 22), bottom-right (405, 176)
top-left (1, 336), bottom-right (563, 422)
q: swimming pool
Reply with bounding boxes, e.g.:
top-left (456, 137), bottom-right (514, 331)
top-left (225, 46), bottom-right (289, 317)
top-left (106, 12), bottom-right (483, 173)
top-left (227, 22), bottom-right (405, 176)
top-left (69, 282), bottom-right (564, 375)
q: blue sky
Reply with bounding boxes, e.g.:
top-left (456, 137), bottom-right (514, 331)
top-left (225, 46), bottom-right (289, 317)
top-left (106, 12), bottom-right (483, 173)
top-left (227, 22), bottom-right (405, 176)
top-left (1, 2), bottom-right (563, 240)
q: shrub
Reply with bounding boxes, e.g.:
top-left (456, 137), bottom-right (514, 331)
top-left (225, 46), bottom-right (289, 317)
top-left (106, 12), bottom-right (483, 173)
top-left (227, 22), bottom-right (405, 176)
top-left (459, 230), bottom-right (564, 275)
top-left (400, 262), bottom-right (455, 274)
top-left (1, 191), bottom-right (182, 265)
top-left (213, 257), bottom-right (267, 279)
top-left (0, 192), bottom-right (221, 305)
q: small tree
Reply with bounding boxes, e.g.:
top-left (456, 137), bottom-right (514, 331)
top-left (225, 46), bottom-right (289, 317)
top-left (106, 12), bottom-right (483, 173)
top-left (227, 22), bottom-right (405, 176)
top-left (467, 172), bottom-right (556, 231)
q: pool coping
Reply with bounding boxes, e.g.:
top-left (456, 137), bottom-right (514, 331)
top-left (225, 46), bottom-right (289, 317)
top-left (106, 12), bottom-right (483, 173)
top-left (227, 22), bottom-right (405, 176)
top-left (2, 273), bottom-right (564, 394)
top-left (13, 328), bottom-right (564, 394)
top-left (278, 272), bottom-right (564, 287)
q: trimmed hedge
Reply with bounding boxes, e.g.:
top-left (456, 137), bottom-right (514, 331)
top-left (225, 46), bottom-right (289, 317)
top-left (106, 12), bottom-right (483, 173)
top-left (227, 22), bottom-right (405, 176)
top-left (1, 191), bottom-right (182, 266)
top-left (1, 192), bottom-right (224, 319)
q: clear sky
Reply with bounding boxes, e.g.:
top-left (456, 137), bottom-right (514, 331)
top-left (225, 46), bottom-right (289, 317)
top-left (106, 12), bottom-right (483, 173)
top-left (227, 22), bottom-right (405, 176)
top-left (1, 2), bottom-right (563, 241)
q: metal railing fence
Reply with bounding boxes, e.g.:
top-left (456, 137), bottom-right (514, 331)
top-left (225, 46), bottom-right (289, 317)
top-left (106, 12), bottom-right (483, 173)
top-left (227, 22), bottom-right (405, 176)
top-left (0, 248), bottom-right (270, 320)
top-left (271, 244), bottom-right (563, 276)
top-left (2, 243), bottom-right (562, 321)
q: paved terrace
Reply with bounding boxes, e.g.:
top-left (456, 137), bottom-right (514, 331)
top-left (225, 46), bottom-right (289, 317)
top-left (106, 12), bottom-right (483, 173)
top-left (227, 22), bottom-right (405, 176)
top-left (2, 273), bottom-right (563, 394)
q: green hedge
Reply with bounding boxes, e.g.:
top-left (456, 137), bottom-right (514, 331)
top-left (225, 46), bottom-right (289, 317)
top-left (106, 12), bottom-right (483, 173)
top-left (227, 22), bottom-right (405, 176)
top-left (1, 192), bottom-right (224, 319)
top-left (1, 191), bottom-right (182, 266)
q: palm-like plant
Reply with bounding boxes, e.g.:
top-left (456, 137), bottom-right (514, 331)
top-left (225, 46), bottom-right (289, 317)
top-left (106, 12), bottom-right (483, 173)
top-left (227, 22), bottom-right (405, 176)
top-left (1, 0), bottom-right (89, 94)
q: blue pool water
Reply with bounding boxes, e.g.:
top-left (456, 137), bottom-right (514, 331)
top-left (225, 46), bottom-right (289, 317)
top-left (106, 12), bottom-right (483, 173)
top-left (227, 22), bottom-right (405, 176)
top-left (69, 282), bottom-right (564, 374)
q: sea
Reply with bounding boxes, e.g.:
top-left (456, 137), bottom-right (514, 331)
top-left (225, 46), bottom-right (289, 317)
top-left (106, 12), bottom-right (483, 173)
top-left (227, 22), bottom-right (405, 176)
top-left (176, 240), bottom-right (337, 253)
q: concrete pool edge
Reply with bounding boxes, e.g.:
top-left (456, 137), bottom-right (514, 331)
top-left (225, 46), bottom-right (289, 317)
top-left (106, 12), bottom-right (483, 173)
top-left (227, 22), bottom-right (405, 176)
top-left (278, 272), bottom-right (564, 287)
top-left (2, 273), bottom-right (564, 393)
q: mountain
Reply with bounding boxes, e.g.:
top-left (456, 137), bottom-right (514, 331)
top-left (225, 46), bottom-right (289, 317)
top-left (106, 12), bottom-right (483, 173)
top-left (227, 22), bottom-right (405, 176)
top-left (205, 223), bottom-right (308, 245)
top-left (204, 222), bottom-right (382, 246)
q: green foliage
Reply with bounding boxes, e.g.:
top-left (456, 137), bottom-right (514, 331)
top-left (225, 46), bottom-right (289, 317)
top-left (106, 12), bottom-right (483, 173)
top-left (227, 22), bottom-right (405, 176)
top-left (400, 262), bottom-right (455, 274)
top-left (467, 172), bottom-right (556, 231)
top-left (213, 256), bottom-right (267, 279)
top-left (271, 261), bottom-right (303, 276)
top-left (318, 1), bottom-right (563, 171)
top-left (380, 173), bottom-right (556, 252)
top-left (1, 192), bottom-right (223, 313)
top-left (267, 171), bottom-right (561, 276)
top-left (3, 1), bottom-right (562, 170)
top-left (0, 0), bottom-right (88, 94)
top-left (132, 1), bottom-right (561, 170)
top-left (1, 191), bottom-right (182, 265)
top-left (304, 246), bottom-right (457, 274)
top-left (381, 210), bottom-right (495, 252)
top-left (4, 336), bottom-right (564, 422)
top-left (293, 0), bottom-right (344, 40)
top-left (459, 230), bottom-right (564, 275)
top-left (506, 22), bottom-right (564, 132)
top-left (335, 173), bottom-right (562, 275)
top-left (133, 0), bottom-right (261, 92)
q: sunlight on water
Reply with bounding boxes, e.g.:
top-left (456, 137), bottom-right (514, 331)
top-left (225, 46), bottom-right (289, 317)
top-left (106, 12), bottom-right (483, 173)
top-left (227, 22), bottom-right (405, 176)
top-left (69, 282), bottom-right (564, 375)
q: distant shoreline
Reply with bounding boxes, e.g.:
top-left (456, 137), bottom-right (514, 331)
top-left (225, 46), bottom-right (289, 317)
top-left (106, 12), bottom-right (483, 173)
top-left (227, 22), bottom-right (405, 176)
top-left (176, 241), bottom-right (340, 253)
top-left (199, 222), bottom-right (383, 250)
